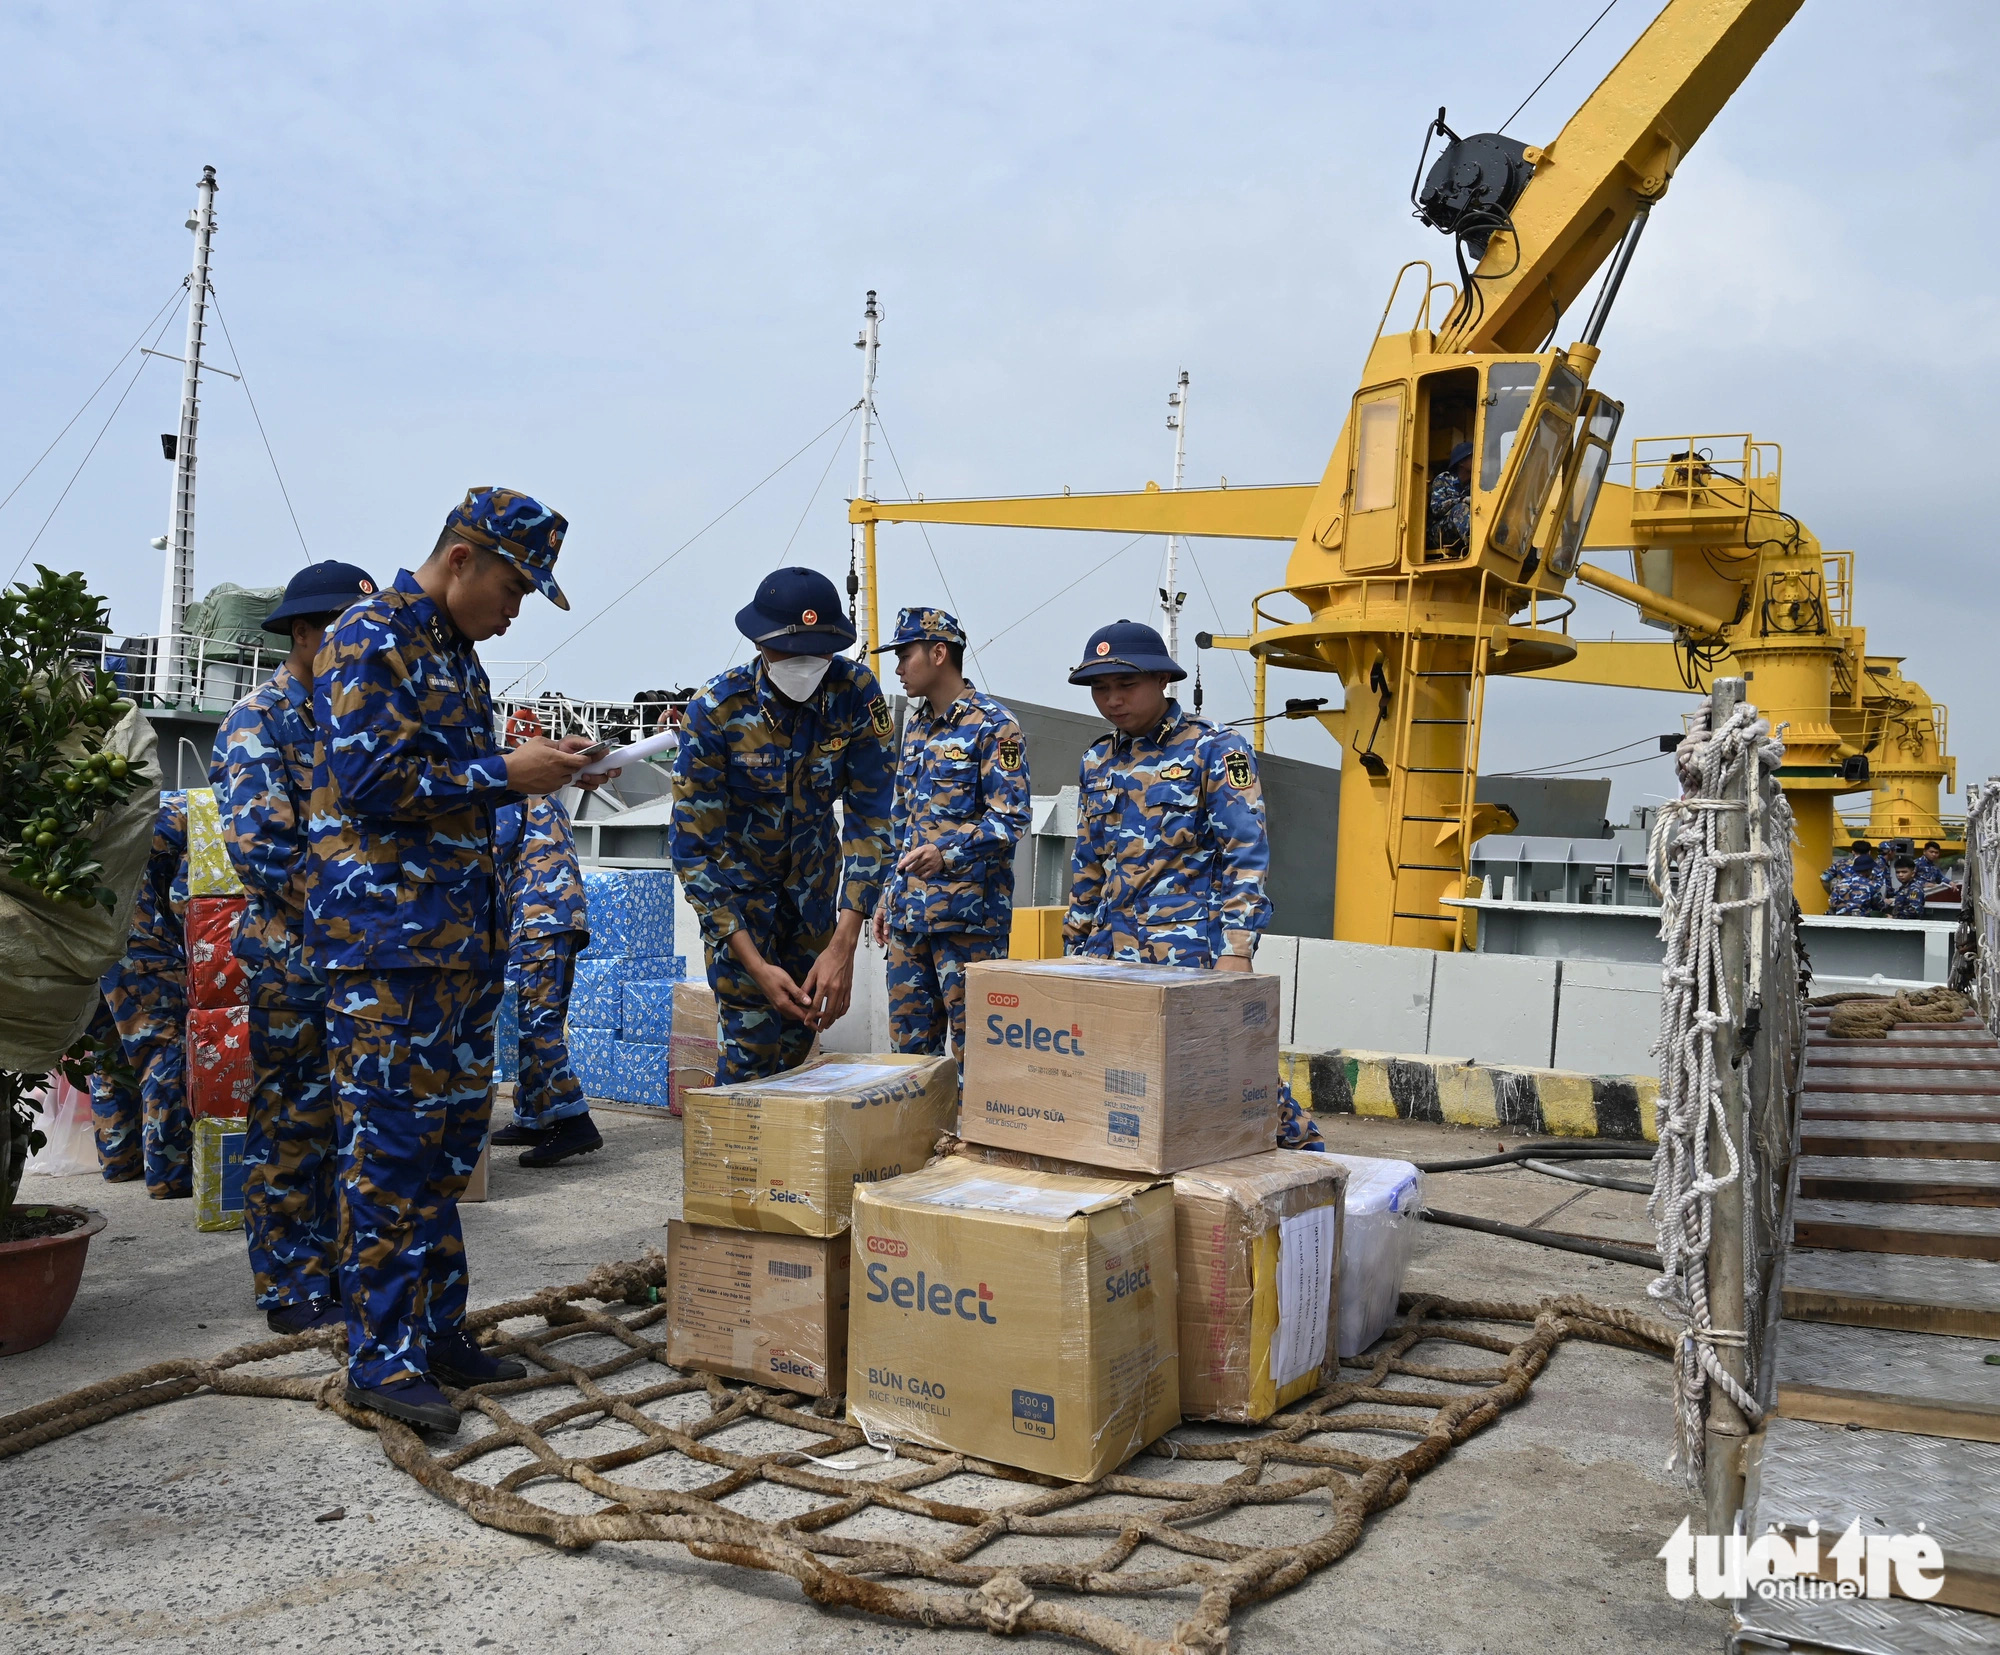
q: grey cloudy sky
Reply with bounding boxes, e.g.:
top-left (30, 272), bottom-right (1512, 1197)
top-left (4, 1), bottom-right (1992, 817)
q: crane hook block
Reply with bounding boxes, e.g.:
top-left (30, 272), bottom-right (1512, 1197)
top-left (1415, 129), bottom-right (1533, 257)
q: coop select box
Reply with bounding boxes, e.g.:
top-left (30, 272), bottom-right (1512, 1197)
top-left (665, 1221), bottom-right (849, 1396)
top-left (846, 1159), bottom-right (1179, 1483)
top-left (945, 1140), bottom-right (1347, 1424)
top-left (960, 960), bottom-right (1281, 1175)
top-left (681, 1054), bottom-right (957, 1237)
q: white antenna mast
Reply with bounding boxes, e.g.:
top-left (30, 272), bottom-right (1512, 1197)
top-left (852, 290), bottom-right (882, 654)
top-left (154, 164), bottom-right (218, 703)
top-left (1160, 369), bottom-right (1189, 659)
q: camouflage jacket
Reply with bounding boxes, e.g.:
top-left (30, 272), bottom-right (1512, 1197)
top-left (119, 790), bottom-right (190, 973)
top-left (496, 792), bottom-right (589, 944)
top-left (210, 663), bottom-right (318, 977)
top-left (306, 568), bottom-right (515, 974)
top-left (882, 686), bottom-right (1029, 936)
top-left (1885, 875), bottom-right (1929, 919)
top-left (1064, 701), bottom-right (1272, 968)
top-left (1827, 862), bottom-right (1884, 917)
top-left (670, 654), bottom-right (894, 948)
top-left (1427, 471), bottom-right (1471, 552)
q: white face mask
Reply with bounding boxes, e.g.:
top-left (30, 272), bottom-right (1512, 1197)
top-left (766, 653), bottom-right (833, 701)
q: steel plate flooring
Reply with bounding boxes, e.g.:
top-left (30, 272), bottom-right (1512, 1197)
top-left (1731, 1006), bottom-right (2000, 1649)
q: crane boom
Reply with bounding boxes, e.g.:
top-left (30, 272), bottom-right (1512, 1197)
top-left (1437, 0), bottom-right (1802, 354)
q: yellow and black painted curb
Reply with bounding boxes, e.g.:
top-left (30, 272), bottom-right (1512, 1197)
top-left (1281, 1048), bottom-right (1657, 1143)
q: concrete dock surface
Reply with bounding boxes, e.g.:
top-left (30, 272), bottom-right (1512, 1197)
top-left (3, 1112), bottom-right (1718, 1654)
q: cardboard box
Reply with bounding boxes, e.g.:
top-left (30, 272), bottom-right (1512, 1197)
top-left (185, 895), bottom-right (247, 1010)
top-left (942, 1139), bottom-right (1347, 1422)
top-left (682, 1054), bottom-right (956, 1237)
top-left (612, 1038), bottom-right (670, 1107)
top-left (666, 982), bottom-right (718, 1118)
top-left (847, 1159), bottom-right (1178, 1483)
top-left (193, 1114), bottom-right (248, 1232)
top-left (1172, 1152), bottom-right (1345, 1422)
top-left (187, 1005), bottom-right (254, 1118)
top-left (622, 980), bottom-right (676, 1045)
top-left (960, 960), bottom-right (1281, 1175)
top-left (665, 1221), bottom-right (850, 1395)
top-left (570, 1029), bottom-right (614, 1097)
top-left (571, 956), bottom-right (626, 1030)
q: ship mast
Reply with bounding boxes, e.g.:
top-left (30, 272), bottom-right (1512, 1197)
top-left (853, 290), bottom-right (881, 654)
top-left (154, 164), bottom-right (218, 703)
top-left (1160, 370), bottom-right (1188, 658)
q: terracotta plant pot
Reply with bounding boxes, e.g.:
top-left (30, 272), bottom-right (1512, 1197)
top-left (0, 1205), bottom-right (107, 1357)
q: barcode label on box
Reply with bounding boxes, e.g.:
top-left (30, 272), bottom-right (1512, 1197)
top-left (767, 1259), bottom-right (814, 1280)
top-left (1104, 1068), bottom-right (1147, 1097)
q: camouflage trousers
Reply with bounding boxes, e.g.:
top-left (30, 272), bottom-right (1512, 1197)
top-left (244, 968), bottom-right (339, 1312)
top-left (102, 966), bottom-right (191, 1199)
top-left (505, 935), bottom-right (587, 1129)
top-left (327, 967), bottom-right (502, 1389)
top-left (885, 929), bottom-right (1006, 1063)
top-left (705, 896), bottom-right (831, 1086)
top-left (1275, 1079), bottom-right (1324, 1152)
top-left (84, 996), bottom-right (143, 1182)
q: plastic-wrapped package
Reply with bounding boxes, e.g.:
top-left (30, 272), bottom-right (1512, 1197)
top-left (578, 869), bottom-right (631, 957)
top-left (193, 1114), bottom-right (249, 1232)
top-left (184, 787), bottom-right (245, 898)
top-left (667, 982), bottom-right (717, 1119)
top-left (1320, 1153), bottom-right (1425, 1357)
top-left (185, 895), bottom-right (247, 1010)
top-left (187, 1005), bottom-right (254, 1118)
top-left (570, 957), bottom-right (626, 1031)
top-left (621, 981), bottom-right (675, 1045)
top-left (620, 870), bottom-right (675, 957)
top-left (666, 1222), bottom-right (849, 1395)
top-left (625, 953), bottom-right (685, 983)
top-left (568, 1029), bottom-right (614, 1098)
top-left (848, 1159), bottom-right (1179, 1482)
top-left (611, 1039), bottom-right (670, 1107)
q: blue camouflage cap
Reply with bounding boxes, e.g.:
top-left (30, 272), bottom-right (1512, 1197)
top-left (444, 486), bottom-right (569, 611)
top-left (872, 606), bottom-right (966, 654)
top-left (262, 560), bottom-right (378, 634)
top-left (1068, 618), bottom-right (1185, 684)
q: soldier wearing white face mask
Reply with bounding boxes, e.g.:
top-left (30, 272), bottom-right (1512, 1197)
top-left (670, 567), bottom-right (896, 1082)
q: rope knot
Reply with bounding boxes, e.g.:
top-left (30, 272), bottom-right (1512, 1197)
top-left (973, 1573), bottom-right (1035, 1634)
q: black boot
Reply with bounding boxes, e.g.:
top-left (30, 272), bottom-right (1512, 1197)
top-left (266, 1297), bottom-right (345, 1335)
top-left (518, 1113), bottom-right (603, 1169)
top-left (490, 1119), bottom-right (549, 1147)
top-left (344, 1377), bottom-right (461, 1434)
top-left (429, 1329), bottom-right (528, 1388)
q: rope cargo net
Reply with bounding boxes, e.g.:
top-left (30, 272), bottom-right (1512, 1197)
top-left (1645, 695), bottom-right (1797, 1484)
top-left (1, 1252), bottom-right (1675, 1655)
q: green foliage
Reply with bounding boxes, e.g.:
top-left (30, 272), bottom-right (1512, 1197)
top-left (0, 566), bottom-right (140, 911)
top-left (0, 567), bottom-right (135, 1235)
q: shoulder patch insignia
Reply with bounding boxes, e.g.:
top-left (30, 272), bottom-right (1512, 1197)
top-left (1224, 751), bottom-right (1253, 790)
top-left (868, 695), bottom-right (893, 738)
top-left (996, 735), bottom-right (1023, 773)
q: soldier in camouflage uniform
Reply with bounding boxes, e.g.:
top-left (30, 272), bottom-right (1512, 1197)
top-left (1917, 841), bottom-right (1949, 888)
top-left (493, 792), bottom-right (600, 1165)
top-left (1426, 441), bottom-right (1473, 555)
top-left (310, 487), bottom-right (610, 1434)
top-left (99, 790), bottom-right (193, 1197)
top-left (1826, 841), bottom-right (1885, 917)
top-left (672, 567), bottom-right (893, 1085)
top-left (1063, 621), bottom-right (1321, 1152)
top-left (1886, 856), bottom-right (1929, 918)
top-left (84, 994), bottom-right (143, 1181)
top-left (212, 560), bottom-right (376, 1335)
top-left (869, 607), bottom-right (1028, 1066)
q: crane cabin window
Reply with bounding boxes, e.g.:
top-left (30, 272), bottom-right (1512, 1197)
top-left (1353, 396), bottom-right (1402, 514)
top-left (1479, 363), bottom-right (1541, 491)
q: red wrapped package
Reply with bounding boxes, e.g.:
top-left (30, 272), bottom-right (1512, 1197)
top-left (187, 1004), bottom-right (254, 1118)
top-left (186, 895), bottom-right (248, 1010)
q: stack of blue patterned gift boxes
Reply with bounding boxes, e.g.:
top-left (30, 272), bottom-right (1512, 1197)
top-left (496, 868), bottom-right (685, 1109)
top-left (573, 868), bottom-right (685, 1106)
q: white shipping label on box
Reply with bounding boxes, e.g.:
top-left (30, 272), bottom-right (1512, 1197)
top-left (1271, 1205), bottom-right (1338, 1390)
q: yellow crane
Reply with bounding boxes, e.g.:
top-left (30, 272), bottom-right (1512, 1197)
top-left (1524, 437), bottom-right (1959, 910)
top-left (850, 0), bottom-right (1803, 948)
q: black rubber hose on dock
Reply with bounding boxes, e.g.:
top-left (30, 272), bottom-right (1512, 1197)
top-left (1420, 1207), bottom-right (1664, 1271)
